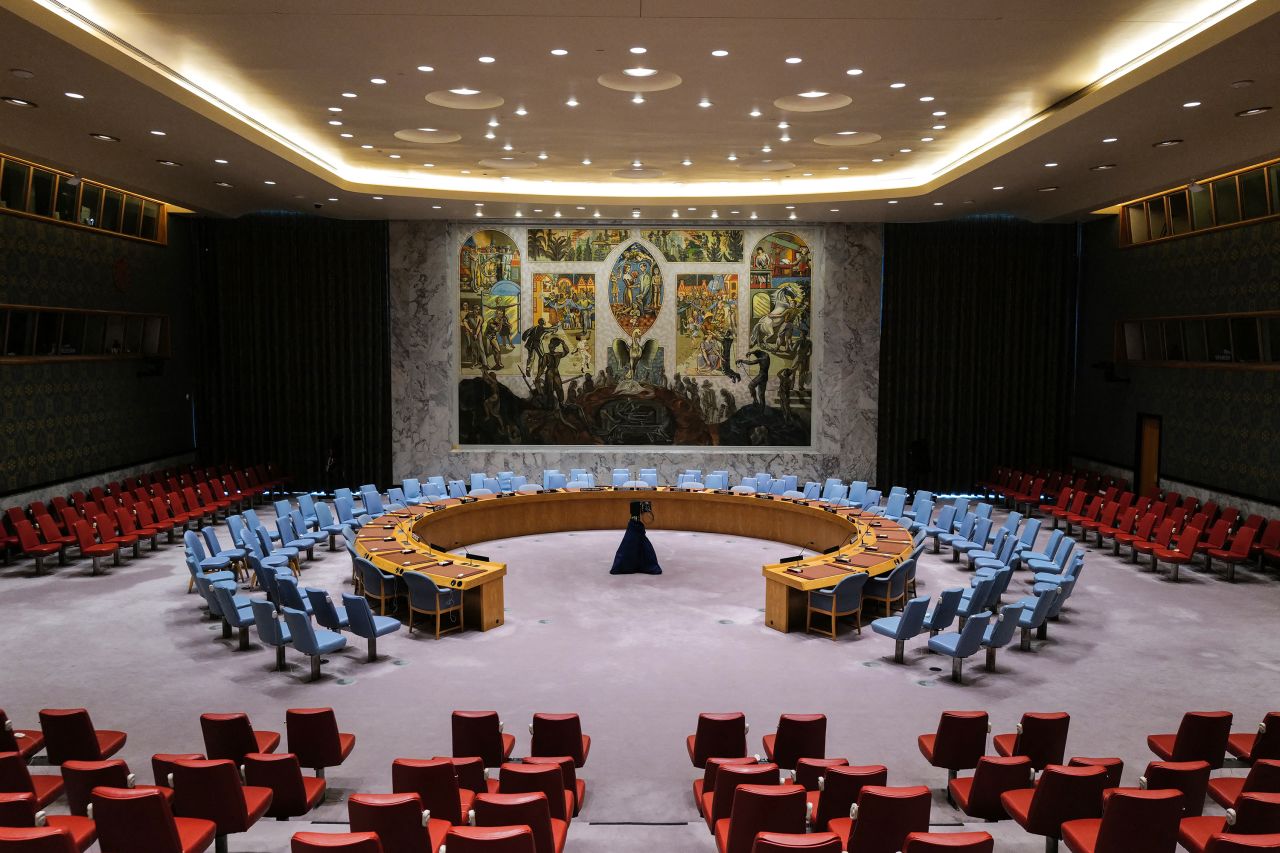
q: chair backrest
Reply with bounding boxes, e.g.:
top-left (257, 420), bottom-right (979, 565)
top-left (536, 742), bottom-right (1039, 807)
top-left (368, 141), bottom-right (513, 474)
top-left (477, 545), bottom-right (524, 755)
top-left (452, 711), bottom-right (508, 767)
top-left (334, 496), bottom-right (357, 524)
top-left (965, 756), bottom-right (1034, 820)
top-left (930, 711), bottom-right (989, 770)
top-left (983, 604), bottom-right (1023, 649)
top-left (472, 792), bottom-right (559, 853)
top-left (287, 708), bottom-right (344, 770)
top-left (752, 831), bottom-right (843, 853)
top-left (691, 713), bottom-right (748, 767)
top-left (708, 763), bottom-right (781, 829)
top-left (282, 607), bottom-right (320, 655)
top-left (277, 575), bottom-right (310, 613)
top-left (1023, 764), bottom-right (1107, 833)
top-left (883, 492), bottom-right (907, 517)
top-left (831, 572), bottom-right (870, 610)
top-left (1244, 716), bottom-right (1280, 764)
top-left (290, 831), bottom-right (384, 852)
top-left (1228, 792), bottom-right (1280, 834)
top-left (638, 468), bottom-right (658, 487)
top-left (845, 786), bottom-right (932, 853)
top-left (342, 594), bottom-right (379, 639)
top-left (251, 600), bottom-right (289, 646)
top-left (0, 752), bottom-right (37, 796)
top-left (91, 787), bottom-right (186, 853)
top-left (171, 758), bottom-right (254, 832)
top-left (529, 713), bottom-right (587, 765)
top-left (306, 588), bottom-right (345, 630)
top-left (347, 792), bottom-right (430, 853)
top-left (902, 832), bottom-right (995, 853)
top-left (1172, 711), bottom-right (1234, 768)
top-left (770, 715), bottom-right (826, 770)
top-left (200, 712), bottom-right (260, 762)
top-left (391, 758), bottom-right (466, 824)
top-left (723, 784), bottom-right (807, 853)
top-left (1092, 788), bottom-right (1183, 852)
top-left (496, 762), bottom-right (569, 821)
top-left (1142, 759), bottom-right (1211, 816)
top-left (403, 570), bottom-right (447, 610)
top-left (923, 588), bottom-right (964, 633)
top-left (1012, 713), bottom-right (1070, 770)
top-left (38, 709), bottom-right (103, 764)
top-left (611, 468), bottom-right (631, 486)
top-left (0, 825), bottom-right (81, 853)
top-left (813, 764), bottom-right (889, 829)
top-left (442, 825), bottom-right (537, 853)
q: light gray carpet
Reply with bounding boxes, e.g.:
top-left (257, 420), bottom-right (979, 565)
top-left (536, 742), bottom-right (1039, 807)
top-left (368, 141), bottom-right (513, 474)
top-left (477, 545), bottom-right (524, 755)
top-left (2, 508), bottom-right (1275, 851)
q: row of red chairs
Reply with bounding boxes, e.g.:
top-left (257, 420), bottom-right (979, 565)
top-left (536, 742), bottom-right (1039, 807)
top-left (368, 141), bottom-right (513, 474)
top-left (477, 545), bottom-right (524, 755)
top-left (1, 463), bottom-right (285, 575)
top-left (980, 466), bottom-right (1130, 509)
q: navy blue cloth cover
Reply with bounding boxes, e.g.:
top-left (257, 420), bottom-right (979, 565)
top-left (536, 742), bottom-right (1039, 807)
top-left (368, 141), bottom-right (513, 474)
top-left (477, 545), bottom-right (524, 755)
top-left (611, 518), bottom-right (663, 575)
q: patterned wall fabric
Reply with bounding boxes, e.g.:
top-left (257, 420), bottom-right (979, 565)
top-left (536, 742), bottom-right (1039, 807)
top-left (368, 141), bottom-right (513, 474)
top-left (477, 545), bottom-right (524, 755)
top-left (0, 214), bottom-right (196, 495)
top-left (1074, 217), bottom-right (1279, 502)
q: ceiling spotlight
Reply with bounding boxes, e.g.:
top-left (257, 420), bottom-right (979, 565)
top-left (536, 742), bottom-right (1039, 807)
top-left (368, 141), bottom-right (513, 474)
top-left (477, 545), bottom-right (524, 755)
top-left (630, 46), bottom-right (647, 54)
top-left (515, 106), bottom-right (528, 116)
top-left (361, 144), bottom-right (373, 149)
top-left (710, 210), bottom-right (719, 218)
top-left (416, 66), bottom-right (434, 73)
top-left (214, 158), bottom-right (228, 164)
top-left (921, 137), bottom-right (934, 142)
top-left (933, 124), bottom-right (947, 130)
top-left (340, 132), bottom-right (353, 138)
top-left (712, 49), bottom-right (729, 57)
top-left (372, 196), bottom-right (384, 200)
top-left (789, 212), bottom-right (797, 219)
top-left (919, 96), bottom-right (934, 102)
top-left (1230, 79), bottom-right (1253, 88)
top-left (156, 159), bottom-right (180, 166)
top-left (1236, 106), bottom-right (1270, 116)
top-left (64, 92), bottom-right (84, 99)
top-left (537, 152), bottom-right (548, 159)
top-left (750, 212), bottom-right (758, 219)
top-left (328, 106), bottom-right (342, 112)
top-left (432, 204), bottom-right (442, 209)
top-left (450, 87), bottom-right (479, 95)
top-left (342, 92), bottom-right (357, 97)
top-left (798, 91), bottom-right (828, 98)
top-left (802, 171), bottom-right (813, 176)
top-left (1182, 100), bottom-right (1201, 108)
top-left (488, 118), bottom-right (499, 127)
top-left (1153, 139), bottom-right (1182, 147)
top-left (422, 162), bottom-right (434, 167)
top-left (838, 165), bottom-right (850, 170)
top-left (631, 209), bottom-right (641, 218)
top-left (502, 143), bottom-right (513, 151)
top-left (1037, 186), bottom-right (1058, 192)
top-left (632, 94), bottom-right (645, 104)
top-left (625, 67), bottom-right (658, 77)
top-left (992, 185), bottom-right (1004, 190)
top-left (551, 48), bottom-right (568, 56)
top-left (888, 200), bottom-right (898, 204)
top-left (846, 68), bottom-right (863, 75)
top-left (933, 201), bottom-right (944, 206)
top-left (1044, 162), bottom-right (1058, 167)
top-left (671, 210), bottom-right (680, 218)
top-left (515, 210), bottom-right (523, 217)
top-left (264, 180), bottom-right (276, 185)
top-left (829, 209), bottom-right (839, 212)
top-left (1102, 137), bottom-right (1118, 143)
top-left (554, 210), bottom-right (562, 217)
top-left (932, 111), bottom-right (947, 116)
top-left (565, 97), bottom-right (579, 107)
top-left (871, 158), bottom-right (883, 163)
top-left (727, 154), bottom-right (737, 161)
top-left (214, 181), bottom-right (232, 188)
top-left (89, 133), bottom-right (119, 142)
top-left (370, 77), bottom-right (387, 85)
top-left (581, 158), bottom-right (591, 165)
top-left (761, 145), bottom-right (772, 153)
top-left (1090, 164), bottom-right (1117, 171)
top-left (328, 120), bottom-right (342, 125)
top-left (593, 210), bottom-right (601, 217)
top-left (149, 129), bottom-right (166, 135)
top-left (785, 57), bottom-right (802, 64)
top-left (698, 98), bottom-right (712, 108)
top-left (681, 158), bottom-right (692, 166)
top-left (750, 108), bottom-right (762, 117)
top-left (475, 209), bottom-right (484, 216)
top-left (890, 82), bottom-right (907, 88)
top-left (484, 131), bottom-right (496, 139)
top-left (478, 56), bottom-right (495, 63)
top-left (780, 135), bottom-right (791, 142)
top-left (899, 148), bottom-right (912, 153)
top-left (632, 160), bottom-right (642, 168)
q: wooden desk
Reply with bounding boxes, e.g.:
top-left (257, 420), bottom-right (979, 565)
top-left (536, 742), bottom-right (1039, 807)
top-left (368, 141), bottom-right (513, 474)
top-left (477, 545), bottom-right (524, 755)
top-left (353, 489), bottom-right (915, 634)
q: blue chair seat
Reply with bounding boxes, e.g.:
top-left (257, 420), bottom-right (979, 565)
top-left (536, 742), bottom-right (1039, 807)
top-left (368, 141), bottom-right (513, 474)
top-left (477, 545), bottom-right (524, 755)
top-left (200, 555), bottom-right (232, 571)
top-left (1033, 571), bottom-right (1071, 584)
top-left (972, 558), bottom-right (1005, 572)
top-left (1020, 549), bottom-right (1053, 563)
top-left (367, 613), bottom-right (401, 637)
top-left (1024, 558), bottom-right (1058, 572)
top-left (870, 615), bottom-right (907, 638)
top-left (927, 633), bottom-right (965, 655)
top-left (311, 627), bottom-right (347, 655)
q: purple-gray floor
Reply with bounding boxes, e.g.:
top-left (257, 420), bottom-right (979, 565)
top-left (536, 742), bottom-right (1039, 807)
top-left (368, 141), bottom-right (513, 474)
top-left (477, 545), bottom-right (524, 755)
top-left (2, 511), bottom-right (1274, 852)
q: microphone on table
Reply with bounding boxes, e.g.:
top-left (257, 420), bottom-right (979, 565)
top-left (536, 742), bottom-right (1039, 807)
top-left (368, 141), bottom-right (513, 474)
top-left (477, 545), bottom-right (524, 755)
top-left (781, 540), bottom-right (815, 563)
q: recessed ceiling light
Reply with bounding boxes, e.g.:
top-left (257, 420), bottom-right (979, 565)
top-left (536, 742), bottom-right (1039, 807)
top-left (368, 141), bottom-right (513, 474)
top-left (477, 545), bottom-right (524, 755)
top-left (932, 112), bottom-right (947, 118)
top-left (730, 210), bottom-right (740, 214)
top-left (1230, 79), bottom-right (1253, 88)
top-left (1182, 100), bottom-right (1201, 108)
top-left (264, 180), bottom-right (276, 185)
top-left (581, 158), bottom-right (591, 165)
top-left (711, 49), bottom-right (729, 57)
top-left (474, 210), bottom-right (484, 217)
top-left (64, 92), bottom-right (84, 99)
top-left (727, 154), bottom-right (737, 161)
top-left (515, 106), bottom-right (528, 116)
top-left (788, 212), bottom-right (797, 220)
top-left (416, 66), bottom-right (433, 73)
top-left (89, 133), bottom-right (118, 141)
top-left (632, 209), bottom-right (641, 217)
top-left (1236, 106), bottom-right (1270, 116)
top-left (372, 196), bottom-right (384, 200)
top-left (846, 68), bottom-right (863, 76)
top-left (750, 212), bottom-right (758, 219)
top-left (671, 210), bottom-right (679, 218)
top-left (761, 145), bottom-right (772, 153)
top-left (149, 129), bottom-right (166, 135)
top-left (502, 143), bottom-right (513, 151)
top-left (710, 210), bottom-right (719, 218)
top-left (1044, 162), bottom-right (1058, 167)
top-left (156, 159), bottom-right (180, 166)
top-left (798, 90), bottom-right (828, 98)
top-left (450, 87), bottom-right (480, 96)
top-left (681, 158), bottom-right (692, 166)
top-left (370, 77), bottom-right (387, 85)
top-left (631, 160), bottom-right (642, 168)
top-left (1090, 163), bottom-right (1117, 171)
top-left (389, 153), bottom-right (401, 158)
top-left (933, 201), bottom-right (944, 206)
top-left (630, 46), bottom-right (647, 54)
top-left (838, 165), bottom-right (849, 170)
top-left (784, 205), bottom-right (795, 209)
top-left (1037, 186), bottom-right (1058, 192)
top-left (890, 82), bottom-right (907, 88)
top-left (785, 57), bottom-right (802, 64)
top-left (780, 135), bottom-right (790, 142)
top-left (515, 210), bottom-right (523, 217)
top-left (328, 106), bottom-right (342, 112)
top-left (342, 92), bottom-right (357, 98)
top-left (919, 96), bottom-right (934, 102)
top-left (484, 131), bottom-right (496, 139)
top-left (625, 67), bottom-right (658, 77)
top-left (8, 69), bottom-right (34, 79)
top-left (933, 124), bottom-right (947, 130)
top-left (554, 210), bottom-right (563, 217)
top-left (328, 120), bottom-right (342, 126)
top-left (565, 98), bottom-right (579, 107)
top-left (550, 48), bottom-right (568, 56)
top-left (327, 197), bottom-right (338, 202)
top-left (432, 204), bottom-right (442, 209)
top-left (632, 94), bottom-right (645, 104)
top-left (1153, 139), bottom-right (1182, 147)
top-left (829, 208), bottom-right (840, 212)
top-left (887, 200), bottom-right (898, 204)
top-left (422, 162), bottom-right (434, 167)
top-left (215, 181), bottom-right (232, 188)
top-left (488, 118), bottom-right (499, 127)
top-left (992, 185), bottom-right (1004, 190)
top-left (698, 98), bottom-right (713, 108)
top-left (921, 137), bottom-right (934, 142)
top-left (340, 132), bottom-right (353, 138)
top-left (478, 56), bottom-right (495, 63)
top-left (1102, 137), bottom-right (1118, 143)
top-left (871, 158), bottom-right (883, 163)
top-left (213, 158), bottom-right (228, 164)
top-left (750, 108), bottom-right (762, 117)
top-left (537, 152), bottom-right (548, 160)
top-left (361, 144), bottom-right (373, 149)
top-left (802, 171), bottom-right (813, 176)
top-left (899, 148), bottom-right (912, 153)
top-left (593, 211), bottom-right (601, 217)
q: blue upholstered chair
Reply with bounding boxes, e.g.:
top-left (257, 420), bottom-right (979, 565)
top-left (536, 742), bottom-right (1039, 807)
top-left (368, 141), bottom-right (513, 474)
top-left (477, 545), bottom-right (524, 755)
top-left (403, 571), bottom-right (463, 638)
top-left (212, 582), bottom-right (257, 651)
top-left (307, 588), bottom-right (350, 632)
top-left (478, 478), bottom-right (499, 495)
top-left (968, 527), bottom-right (1016, 571)
top-left (313, 502), bottom-right (346, 550)
top-left (386, 487), bottom-right (408, 509)
top-left (250, 599), bottom-right (292, 671)
top-left (846, 480), bottom-right (868, 506)
top-left (937, 513), bottom-right (977, 552)
top-left (290, 510), bottom-right (327, 548)
top-left (1014, 584), bottom-right (1060, 650)
top-left (447, 480), bottom-right (467, 498)
top-left (201, 526), bottom-right (246, 578)
top-left (871, 594), bottom-right (930, 662)
top-left (356, 557), bottom-right (401, 615)
top-left (569, 469), bottom-right (595, 487)
top-left (401, 478), bottom-right (424, 505)
top-left (1011, 517), bottom-right (1043, 556)
top-left (244, 508), bottom-right (282, 544)
top-left (990, 511), bottom-right (1023, 545)
top-left (1026, 537), bottom-right (1076, 575)
top-left (864, 559), bottom-right (912, 616)
top-left (869, 491), bottom-right (907, 519)
top-left (508, 475), bottom-right (527, 491)
top-left (928, 610), bottom-right (993, 683)
top-left (1016, 528), bottom-right (1064, 568)
top-left (426, 476), bottom-right (446, 495)
top-left (249, 559), bottom-right (283, 605)
top-left (185, 529), bottom-right (232, 575)
top-left (802, 481), bottom-right (821, 499)
top-left (542, 470), bottom-right (565, 490)
top-left (704, 472), bottom-right (729, 490)
top-left (296, 493), bottom-right (320, 530)
top-left (819, 482), bottom-right (848, 504)
top-left (731, 477), bottom-right (757, 494)
top-left (901, 490), bottom-right (934, 519)
top-left (806, 572), bottom-right (869, 640)
top-left (980, 603), bottom-right (1026, 672)
top-left (638, 468), bottom-right (658, 487)
top-left (974, 501), bottom-right (994, 521)
top-left (923, 587), bottom-right (965, 636)
top-left (333, 495), bottom-right (361, 529)
top-left (516, 484), bottom-right (543, 493)
top-left (470, 473), bottom-right (486, 492)
top-left (949, 517), bottom-right (994, 563)
top-left (276, 575), bottom-right (314, 616)
top-left (357, 484), bottom-right (378, 508)
top-left (334, 487), bottom-right (355, 508)
top-left (783, 489), bottom-right (807, 499)
top-left (281, 606), bottom-right (346, 682)
top-left (496, 472), bottom-right (515, 492)
top-left (957, 576), bottom-right (996, 621)
top-left (779, 475), bottom-right (797, 492)
top-left (277, 515), bottom-right (315, 562)
top-left (244, 524), bottom-right (295, 574)
top-left (858, 488), bottom-right (881, 510)
top-left (923, 505), bottom-right (958, 553)
top-left (611, 468), bottom-right (631, 487)
top-left (360, 489), bottom-right (386, 516)
top-left (188, 553), bottom-right (234, 604)
top-left (904, 498), bottom-right (935, 532)
top-left (343, 593), bottom-right (402, 662)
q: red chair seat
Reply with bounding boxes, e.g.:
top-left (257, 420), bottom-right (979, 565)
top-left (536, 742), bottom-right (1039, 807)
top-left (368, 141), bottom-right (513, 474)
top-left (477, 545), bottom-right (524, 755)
top-left (1179, 816), bottom-right (1226, 853)
top-left (336, 733), bottom-right (357, 763)
top-left (1209, 777), bottom-right (1245, 809)
top-left (826, 816), bottom-right (852, 847)
top-left (12, 731), bottom-right (45, 762)
top-left (1061, 817), bottom-right (1102, 852)
top-left (255, 731), bottom-right (282, 754)
top-left (992, 734), bottom-right (1016, 757)
top-left (30, 774), bottom-right (65, 808)
top-left (302, 776), bottom-right (327, 811)
top-left (244, 785), bottom-right (274, 824)
top-left (917, 734), bottom-right (937, 762)
top-left (174, 816), bottom-right (217, 853)
top-left (1148, 734), bottom-right (1177, 761)
top-left (999, 788), bottom-right (1033, 825)
top-left (44, 815), bottom-right (96, 851)
top-left (1228, 733), bottom-right (1257, 761)
top-left (78, 543), bottom-right (117, 558)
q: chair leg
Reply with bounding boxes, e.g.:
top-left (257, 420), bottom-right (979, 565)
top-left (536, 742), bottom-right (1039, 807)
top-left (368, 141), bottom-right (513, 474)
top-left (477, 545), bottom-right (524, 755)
top-left (1045, 836), bottom-right (1059, 853)
top-left (221, 618), bottom-right (232, 640)
top-left (34, 555), bottom-right (45, 576)
top-left (238, 626), bottom-right (250, 651)
top-left (1020, 627), bottom-right (1031, 651)
top-left (367, 636), bottom-right (378, 662)
top-left (894, 639), bottom-right (905, 664)
top-left (216, 835), bottom-right (228, 853)
top-left (951, 656), bottom-right (963, 683)
top-left (59, 546), bottom-right (68, 565)
top-left (309, 654), bottom-right (321, 682)
top-left (1037, 623), bottom-right (1048, 641)
top-left (985, 647), bottom-right (997, 671)
top-left (275, 645), bottom-right (287, 671)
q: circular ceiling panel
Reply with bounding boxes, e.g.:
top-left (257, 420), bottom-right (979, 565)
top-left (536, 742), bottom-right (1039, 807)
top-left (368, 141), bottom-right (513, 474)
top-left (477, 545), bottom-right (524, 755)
top-left (611, 167), bottom-right (666, 179)
top-left (425, 90), bottom-right (505, 109)
top-left (738, 159), bottom-right (796, 172)
top-left (773, 92), bottom-right (852, 112)
top-left (394, 128), bottom-right (462, 144)
top-left (597, 69), bottom-right (683, 93)
top-left (478, 158), bottom-right (538, 169)
top-left (813, 131), bottom-right (883, 146)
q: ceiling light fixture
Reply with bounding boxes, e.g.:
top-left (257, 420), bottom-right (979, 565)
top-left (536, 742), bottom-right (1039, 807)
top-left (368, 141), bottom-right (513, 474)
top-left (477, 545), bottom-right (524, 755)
top-left (625, 67), bottom-right (658, 77)
top-left (932, 111), bottom-right (946, 116)
top-left (149, 129), bottom-right (166, 135)
top-left (712, 49), bottom-right (729, 57)
top-left (1037, 186), bottom-right (1058, 192)
top-left (632, 94), bottom-right (645, 104)
top-left (484, 130), bottom-right (495, 139)
top-left (1153, 139), bottom-right (1182, 147)
top-left (681, 158), bottom-right (692, 166)
top-left (328, 120), bottom-right (342, 125)
top-left (538, 152), bottom-right (548, 159)
top-left (370, 77), bottom-right (387, 85)
top-left (750, 212), bottom-right (758, 219)
top-left (515, 106), bottom-right (527, 116)
top-left (846, 68), bottom-right (863, 75)
top-left (339, 132), bottom-right (353, 138)
top-left (264, 180), bottom-right (276, 185)
top-left (1182, 100), bottom-right (1201, 108)
top-left (488, 118), bottom-right (499, 127)
top-left (478, 56), bottom-right (495, 63)
top-left (554, 210), bottom-right (563, 217)
top-left (361, 144), bottom-right (373, 149)
top-left (698, 98), bottom-right (712, 108)
top-left (933, 201), bottom-right (944, 206)
top-left (389, 153), bottom-right (401, 158)
top-left (761, 145), bottom-right (772, 153)
top-left (887, 200), bottom-right (898, 204)
top-left (156, 159), bottom-right (179, 166)
top-left (1236, 106), bottom-right (1270, 116)
top-left (89, 133), bottom-right (118, 141)
top-left (750, 108), bottom-right (761, 117)
top-left (342, 92), bottom-right (357, 97)
top-left (630, 46), bottom-right (647, 54)
top-left (899, 148), bottom-right (912, 153)
top-left (64, 91), bottom-right (84, 99)
top-left (1091, 163), bottom-right (1117, 171)
top-left (672, 210), bottom-right (679, 218)
top-left (890, 82), bottom-right (907, 88)
top-left (838, 165), bottom-right (849, 170)
top-left (215, 181), bottom-right (232, 187)
top-left (1044, 162), bottom-right (1058, 167)
top-left (992, 185), bottom-right (1004, 190)
top-left (565, 97), bottom-right (579, 107)
top-left (933, 124), bottom-right (947, 130)
top-left (919, 96), bottom-right (934, 102)
top-left (502, 144), bottom-right (513, 151)
top-left (551, 48), bottom-right (568, 56)
top-left (214, 158), bottom-right (228, 164)
top-left (921, 136), bottom-right (934, 142)
top-left (710, 210), bottom-right (719, 218)
top-left (416, 65), bottom-right (433, 73)
top-left (432, 204), bottom-right (442, 209)
top-left (328, 106), bottom-right (342, 112)
top-left (1102, 137), bottom-right (1118, 143)
top-left (372, 195), bottom-right (384, 200)
top-left (798, 90), bottom-right (828, 98)
top-left (581, 158), bottom-right (591, 165)
top-left (727, 154), bottom-right (737, 161)
top-left (785, 57), bottom-right (802, 64)
top-left (515, 210), bottom-right (523, 217)
top-left (871, 158), bottom-right (883, 163)
top-left (450, 87), bottom-right (479, 95)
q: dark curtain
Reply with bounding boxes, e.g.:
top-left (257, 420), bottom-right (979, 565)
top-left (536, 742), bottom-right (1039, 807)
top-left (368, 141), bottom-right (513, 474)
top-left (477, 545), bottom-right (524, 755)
top-left (193, 214), bottom-right (391, 491)
top-left (878, 218), bottom-right (1078, 493)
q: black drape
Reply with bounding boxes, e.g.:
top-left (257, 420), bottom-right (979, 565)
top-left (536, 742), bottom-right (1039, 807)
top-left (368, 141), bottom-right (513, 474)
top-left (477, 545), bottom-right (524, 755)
top-left (878, 218), bottom-right (1078, 493)
top-left (193, 214), bottom-right (391, 491)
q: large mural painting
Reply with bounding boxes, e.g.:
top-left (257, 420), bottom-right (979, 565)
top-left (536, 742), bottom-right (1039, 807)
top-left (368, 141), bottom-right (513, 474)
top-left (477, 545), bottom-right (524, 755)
top-left (457, 228), bottom-right (812, 447)
top-left (459, 230), bottom-right (521, 376)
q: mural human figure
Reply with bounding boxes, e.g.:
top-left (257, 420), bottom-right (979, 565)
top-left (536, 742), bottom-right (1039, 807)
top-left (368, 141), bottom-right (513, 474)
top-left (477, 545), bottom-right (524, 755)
top-left (482, 371), bottom-right (505, 431)
top-left (720, 327), bottom-right (740, 382)
top-left (719, 388), bottom-right (737, 421)
top-left (522, 317), bottom-right (552, 379)
top-left (461, 304), bottom-right (484, 368)
top-left (793, 333), bottom-right (812, 391)
top-left (776, 368), bottom-right (795, 422)
top-left (541, 336), bottom-right (570, 405)
top-left (736, 349), bottom-right (771, 407)
top-left (700, 380), bottom-right (717, 422)
top-left (482, 315), bottom-right (504, 369)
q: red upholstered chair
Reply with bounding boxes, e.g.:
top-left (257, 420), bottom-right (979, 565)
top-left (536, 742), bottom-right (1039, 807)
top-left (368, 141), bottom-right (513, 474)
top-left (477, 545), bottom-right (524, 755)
top-left (59, 758), bottom-right (170, 816)
top-left (114, 507), bottom-right (158, 551)
top-left (522, 756), bottom-right (584, 816)
top-left (752, 832), bottom-right (842, 852)
top-left (811, 764), bottom-right (889, 833)
top-left (689, 713), bottom-right (749, 768)
top-left (496, 763), bottom-right (573, 824)
top-left (69, 520), bottom-right (119, 575)
top-left (440, 826), bottom-right (536, 853)
top-left (1205, 834), bottom-right (1280, 852)
top-left (199, 713), bottom-right (280, 763)
top-left (948, 755), bottom-right (1034, 821)
top-left (91, 786), bottom-right (216, 853)
top-left (0, 711), bottom-right (44, 763)
top-left (12, 521), bottom-right (61, 575)
top-left (794, 758), bottom-right (850, 791)
top-left (1148, 711), bottom-right (1233, 769)
top-left (762, 714), bottom-right (826, 770)
top-left (134, 501), bottom-right (178, 543)
top-left (152, 754), bottom-right (204, 788)
top-left (93, 513), bottom-right (138, 558)
top-left (453, 712), bottom-right (515, 768)
top-left (472, 791), bottom-right (566, 853)
top-left (169, 758), bottom-right (272, 853)
top-left (1061, 787), bottom-right (1182, 853)
top-left (291, 832), bottom-right (384, 853)
top-left (829, 785), bottom-right (932, 853)
top-left (1209, 760), bottom-right (1280, 810)
top-left (391, 758), bottom-right (475, 825)
top-left (347, 792), bottom-right (449, 853)
top-left (287, 708), bottom-right (355, 778)
top-left (703, 763), bottom-right (781, 833)
top-left (1113, 512), bottom-right (1159, 557)
top-left (1230, 714), bottom-right (1280, 764)
top-left (695, 757), bottom-right (758, 815)
top-left (1068, 757), bottom-right (1124, 789)
top-left (714, 783), bottom-right (806, 853)
top-left (1002, 764), bottom-right (1108, 851)
top-left (918, 711), bottom-right (989, 784)
top-left (902, 832), bottom-right (995, 852)
top-left (242, 753), bottom-right (326, 819)
top-left (528, 714), bottom-right (589, 767)
top-left (0, 753), bottom-right (63, 808)
top-left (1196, 519), bottom-right (1234, 557)
top-left (1251, 521), bottom-right (1280, 563)
top-left (1150, 526), bottom-right (1203, 581)
top-left (994, 712), bottom-right (1071, 771)
top-left (1140, 760), bottom-right (1210, 815)
top-left (1179, 792), bottom-right (1280, 853)
top-left (1132, 518), bottom-right (1177, 566)
top-left (0, 792), bottom-right (95, 851)
top-left (432, 756), bottom-right (486, 794)
top-left (1206, 527), bottom-right (1259, 582)
top-left (0, 826), bottom-right (83, 852)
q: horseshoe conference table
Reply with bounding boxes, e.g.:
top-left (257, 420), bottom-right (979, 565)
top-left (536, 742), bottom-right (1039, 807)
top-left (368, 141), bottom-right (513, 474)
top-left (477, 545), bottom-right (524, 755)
top-left (354, 489), bottom-right (916, 634)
